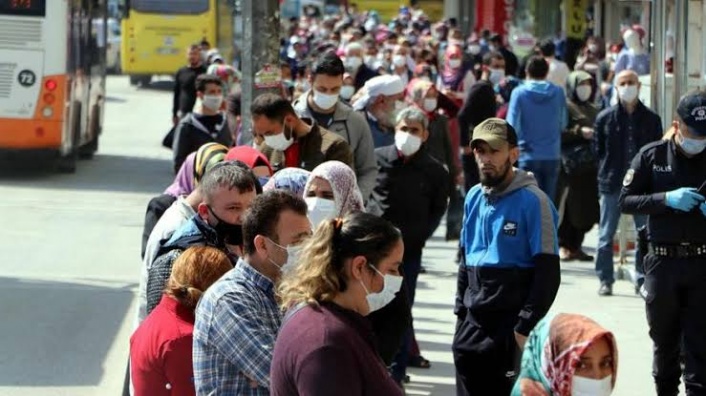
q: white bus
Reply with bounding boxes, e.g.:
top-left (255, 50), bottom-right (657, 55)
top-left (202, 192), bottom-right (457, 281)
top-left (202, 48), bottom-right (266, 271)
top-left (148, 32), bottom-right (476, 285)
top-left (0, 0), bottom-right (107, 172)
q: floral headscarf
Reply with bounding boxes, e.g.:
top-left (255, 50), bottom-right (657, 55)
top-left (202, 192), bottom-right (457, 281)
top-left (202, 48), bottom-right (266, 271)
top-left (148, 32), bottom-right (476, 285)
top-left (439, 43), bottom-right (467, 91)
top-left (304, 161), bottom-right (364, 217)
top-left (512, 313), bottom-right (618, 396)
top-left (263, 168), bottom-right (311, 197)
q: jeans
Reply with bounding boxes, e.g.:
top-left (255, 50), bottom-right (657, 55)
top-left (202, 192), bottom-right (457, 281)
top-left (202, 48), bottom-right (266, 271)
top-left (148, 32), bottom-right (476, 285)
top-left (518, 159), bottom-right (560, 200)
top-left (596, 192), bottom-right (646, 285)
top-left (390, 250), bottom-right (422, 382)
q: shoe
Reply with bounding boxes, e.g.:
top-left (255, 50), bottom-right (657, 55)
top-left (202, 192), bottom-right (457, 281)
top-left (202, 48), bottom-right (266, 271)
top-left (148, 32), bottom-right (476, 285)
top-left (559, 247), bottom-right (573, 261)
top-left (573, 249), bottom-right (594, 262)
top-left (598, 283), bottom-right (613, 296)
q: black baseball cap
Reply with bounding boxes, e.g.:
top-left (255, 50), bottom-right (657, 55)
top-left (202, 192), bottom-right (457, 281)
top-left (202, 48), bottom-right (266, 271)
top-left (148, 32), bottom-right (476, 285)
top-left (676, 89), bottom-right (706, 137)
top-left (471, 118), bottom-right (518, 150)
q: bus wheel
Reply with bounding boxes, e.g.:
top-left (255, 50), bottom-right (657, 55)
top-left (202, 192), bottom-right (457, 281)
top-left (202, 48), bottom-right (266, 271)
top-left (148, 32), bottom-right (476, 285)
top-left (79, 106), bottom-right (101, 160)
top-left (138, 75), bottom-right (152, 87)
top-left (129, 75), bottom-right (140, 86)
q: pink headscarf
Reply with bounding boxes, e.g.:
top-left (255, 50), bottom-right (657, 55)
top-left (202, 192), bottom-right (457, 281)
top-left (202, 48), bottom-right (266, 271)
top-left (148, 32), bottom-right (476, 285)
top-left (304, 161), bottom-right (364, 217)
top-left (440, 44), bottom-right (466, 91)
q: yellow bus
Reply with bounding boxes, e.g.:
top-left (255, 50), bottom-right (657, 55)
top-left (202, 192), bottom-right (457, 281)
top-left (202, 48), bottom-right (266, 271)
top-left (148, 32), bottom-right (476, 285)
top-left (354, 0), bottom-right (444, 22)
top-left (0, 0), bottom-right (107, 173)
top-left (120, 0), bottom-right (234, 85)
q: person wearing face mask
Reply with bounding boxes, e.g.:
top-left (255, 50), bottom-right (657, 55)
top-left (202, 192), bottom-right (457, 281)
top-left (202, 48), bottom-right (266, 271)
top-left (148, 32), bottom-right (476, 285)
top-left (303, 161), bottom-right (364, 230)
top-left (619, 89), bottom-right (706, 395)
top-left (193, 190), bottom-right (312, 396)
top-left (171, 74), bottom-right (232, 174)
top-left (292, 53), bottom-right (378, 202)
top-left (512, 313), bottom-right (618, 396)
top-left (437, 43), bottom-right (475, 104)
top-left (270, 212), bottom-right (404, 396)
top-left (557, 71), bottom-right (600, 262)
top-left (489, 34), bottom-right (519, 77)
top-left (145, 162), bottom-right (260, 315)
top-left (344, 41), bottom-right (379, 90)
top-left (253, 93), bottom-right (353, 173)
top-left (593, 70), bottom-right (662, 296)
top-left (458, 51), bottom-right (504, 191)
top-left (367, 107), bottom-right (450, 385)
top-left (614, 27), bottom-right (650, 76)
top-left (339, 73), bottom-right (356, 103)
top-left (389, 44), bottom-right (414, 86)
top-left (351, 74), bottom-right (406, 148)
top-left (455, 118), bottom-right (560, 396)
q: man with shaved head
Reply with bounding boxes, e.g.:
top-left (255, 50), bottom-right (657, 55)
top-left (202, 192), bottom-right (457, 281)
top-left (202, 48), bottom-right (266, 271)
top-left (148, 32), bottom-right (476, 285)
top-left (593, 69), bottom-right (663, 296)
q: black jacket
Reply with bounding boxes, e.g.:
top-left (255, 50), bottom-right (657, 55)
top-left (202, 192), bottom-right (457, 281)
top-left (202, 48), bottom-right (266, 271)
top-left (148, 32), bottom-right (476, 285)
top-left (353, 64), bottom-right (379, 91)
top-left (172, 64), bottom-right (207, 118)
top-left (367, 145), bottom-right (450, 251)
top-left (172, 112), bottom-right (232, 173)
top-left (593, 101), bottom-right (662, 194)
top-left (458, 80), bottom-right (497, 147)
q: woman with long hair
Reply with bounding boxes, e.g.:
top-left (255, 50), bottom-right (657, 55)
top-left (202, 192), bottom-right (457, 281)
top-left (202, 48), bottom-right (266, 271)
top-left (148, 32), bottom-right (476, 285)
top-left (270, 212), bottom-right (405, 395)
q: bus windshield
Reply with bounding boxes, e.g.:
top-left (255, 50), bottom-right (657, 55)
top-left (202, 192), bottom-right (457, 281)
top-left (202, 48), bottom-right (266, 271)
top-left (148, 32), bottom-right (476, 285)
top-left (132, 0), bottom-right (208, 15)
top-left (0, 0), bottom-right (46, 17)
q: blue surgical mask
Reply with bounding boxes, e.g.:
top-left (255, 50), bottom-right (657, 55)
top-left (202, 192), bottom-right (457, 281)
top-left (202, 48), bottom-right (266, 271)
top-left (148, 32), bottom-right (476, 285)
top-left (678, 133), bottom-right (706, 155)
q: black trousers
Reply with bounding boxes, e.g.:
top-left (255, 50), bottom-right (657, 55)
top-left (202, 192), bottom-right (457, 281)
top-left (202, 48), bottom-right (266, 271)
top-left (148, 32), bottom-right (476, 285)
top-left (644, 254), bottom-right (706, 396)
top-left (452, 310), bottom-right (520, 396)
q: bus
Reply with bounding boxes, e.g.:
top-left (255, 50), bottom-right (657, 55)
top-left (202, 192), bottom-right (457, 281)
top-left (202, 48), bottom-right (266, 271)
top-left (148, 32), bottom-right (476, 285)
top-left (0, 0), bottom-right (107, 173)
top-left (353, 0), bottom-right (443, 22)
top-left (119, 0), bottom-right (234, 86)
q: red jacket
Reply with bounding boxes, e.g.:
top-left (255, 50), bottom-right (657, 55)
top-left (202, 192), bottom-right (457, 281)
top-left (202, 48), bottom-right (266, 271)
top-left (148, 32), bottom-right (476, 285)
top-left (130, 296), bottom-right (196, 396)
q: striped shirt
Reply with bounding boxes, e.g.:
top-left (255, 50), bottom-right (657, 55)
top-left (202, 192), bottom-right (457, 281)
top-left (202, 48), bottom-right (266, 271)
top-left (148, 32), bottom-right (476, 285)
top-left (193, 259), bottom-right (281, 395)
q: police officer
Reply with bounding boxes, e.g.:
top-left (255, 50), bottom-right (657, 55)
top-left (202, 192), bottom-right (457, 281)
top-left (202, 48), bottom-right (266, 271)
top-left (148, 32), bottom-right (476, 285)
top-left (453, 118), bottom-right (560, 395)
top-left (619, 89), bottom-right (706, 395)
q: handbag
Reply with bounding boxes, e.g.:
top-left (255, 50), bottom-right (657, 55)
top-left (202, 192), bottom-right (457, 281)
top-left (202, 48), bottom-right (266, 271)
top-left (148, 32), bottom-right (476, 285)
top-left (561, 142), bottom-right (596, 176)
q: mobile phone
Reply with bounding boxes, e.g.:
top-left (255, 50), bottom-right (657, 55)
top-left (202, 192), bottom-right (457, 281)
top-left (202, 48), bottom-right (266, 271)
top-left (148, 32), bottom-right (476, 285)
top-left (698, 180), bottom-right (706, 196)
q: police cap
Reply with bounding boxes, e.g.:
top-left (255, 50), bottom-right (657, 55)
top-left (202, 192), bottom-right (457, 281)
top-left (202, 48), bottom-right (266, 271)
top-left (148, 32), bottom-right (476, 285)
top-left (676, 88), bottom-right (706, 137)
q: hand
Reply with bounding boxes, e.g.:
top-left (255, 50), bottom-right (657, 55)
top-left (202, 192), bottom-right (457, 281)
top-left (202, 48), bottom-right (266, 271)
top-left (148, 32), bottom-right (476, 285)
top-left (519, 379), bottom-right (549, 396)
top-left (515, 331), bottom-right (528, 349)
top-left (580, 126), bottom-right (594, 140)
top-left (700, 202), bottom-right (706, 217)
top-left (664, 187), bottom-right (705, 212)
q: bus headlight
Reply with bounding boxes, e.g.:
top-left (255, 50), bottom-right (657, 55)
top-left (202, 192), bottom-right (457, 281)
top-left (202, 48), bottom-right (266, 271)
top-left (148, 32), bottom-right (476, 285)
top-left (42, 107), bottom-right (53, 118)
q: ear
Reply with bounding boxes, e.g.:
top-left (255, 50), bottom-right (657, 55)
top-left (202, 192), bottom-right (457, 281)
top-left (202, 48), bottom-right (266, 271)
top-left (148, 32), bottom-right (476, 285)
top-left (253, 234), bottom-right (269, 256)
top-left (197, 203), bottom-right (210, 220)
top-left (349, 255), bottom-right (368, 281)
top-left (421, 128), bottom-right (430, 143)
top-left (509, 146), bottom-right (520, 163)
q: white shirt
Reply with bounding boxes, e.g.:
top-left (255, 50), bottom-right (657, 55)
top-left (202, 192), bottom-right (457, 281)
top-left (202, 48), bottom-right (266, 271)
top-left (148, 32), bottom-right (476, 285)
top-left (547, 58), bottom-right (570, 93)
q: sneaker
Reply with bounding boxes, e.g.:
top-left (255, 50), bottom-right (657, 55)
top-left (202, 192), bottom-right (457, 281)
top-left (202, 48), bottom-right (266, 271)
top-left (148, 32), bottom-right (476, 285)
top-left (559, 247), bottom-right (573, 261)
top-left (598, 283), bottom-right (613, 296)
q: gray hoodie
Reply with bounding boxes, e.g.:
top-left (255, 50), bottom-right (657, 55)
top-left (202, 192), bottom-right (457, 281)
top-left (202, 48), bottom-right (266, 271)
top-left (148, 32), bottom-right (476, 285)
top-left (293, 91), bottom-right (377, 201)
top-left (482, 168), bottom-right (538, 198)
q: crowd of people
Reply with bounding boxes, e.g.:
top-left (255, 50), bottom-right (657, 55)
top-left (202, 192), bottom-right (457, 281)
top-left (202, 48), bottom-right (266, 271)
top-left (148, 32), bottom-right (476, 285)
top-left (127, 4), bottom-right (706, 396)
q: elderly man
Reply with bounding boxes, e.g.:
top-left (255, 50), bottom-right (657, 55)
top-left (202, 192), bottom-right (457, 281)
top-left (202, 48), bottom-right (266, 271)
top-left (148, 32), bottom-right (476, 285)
top-left (253, 93), bottom-right (354, 172)
top-left (292, 52), bottom-right (377, 201)
top-left (344, 41), bottom-right (379, 90)
top-left (367, 107), bottom-right (450, 385)
top-left (193, 190), bottom-right (312, 395)
top-left (594, 69), bottom-right (662, 296)
top-left (352, 74), bottom-right (405, 148)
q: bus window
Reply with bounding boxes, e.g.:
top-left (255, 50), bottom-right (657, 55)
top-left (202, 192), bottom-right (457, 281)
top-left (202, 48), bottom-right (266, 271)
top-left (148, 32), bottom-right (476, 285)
top-left (0, 0), bottom-right (47, 17)
top-left (132, 0), bottom-right (208, 14)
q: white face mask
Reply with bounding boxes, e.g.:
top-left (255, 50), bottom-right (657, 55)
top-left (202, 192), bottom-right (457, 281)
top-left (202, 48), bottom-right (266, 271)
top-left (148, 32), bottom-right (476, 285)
top-left (202, 95), bottom-right (223, 111)
top-left (264, 124), bottom-right (294, 151)
top-left (468, 44), bottom-right (481, 55)
top-left (423, 98), bottom-right (437, 112)
top-left (359, 265), bottom-right (403, 313)
top-left (489, 68), bottom-right (505, 85)
top-left (677, 133), bottom-right (706, 155)
top-left (449, 58), bottom-right (462, 69)
top-left (345, 56), bottom-right (363, 70)
top-left (394, 100), bottom-right (406, 111)
top-left (576, 85), bottom-right (592, 102)
top-left (588, 44), bottom-right (598, 53)
top-left (305, 197), bottom-right (337, 229)
top-left (571, 375), bottom-right (613, 396)
top-left (617, 84), bottom-right (638, 103)
top-left (281, 244), bottom-right (303, 274)
top-left (340, 85), bottom-right (355, 100)
top-left (395, 131), bottom-right (422, 156)
top-left (312, 90), bottom-right (339, 110)
top-left (393, 54), bottom-right (406, 67)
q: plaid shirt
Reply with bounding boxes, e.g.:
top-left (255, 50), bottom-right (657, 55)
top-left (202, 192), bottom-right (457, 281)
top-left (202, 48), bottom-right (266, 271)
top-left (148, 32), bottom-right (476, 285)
top-left (193, 258), bottom-right (281, 395)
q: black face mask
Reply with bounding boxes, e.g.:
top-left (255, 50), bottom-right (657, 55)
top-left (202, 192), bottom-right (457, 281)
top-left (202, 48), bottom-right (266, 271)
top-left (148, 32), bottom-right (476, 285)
top-left (207, 206), bottom-right (243, 246)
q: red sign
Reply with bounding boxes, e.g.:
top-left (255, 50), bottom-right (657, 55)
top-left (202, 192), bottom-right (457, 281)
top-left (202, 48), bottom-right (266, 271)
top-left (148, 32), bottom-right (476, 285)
top-left (474, 0), bottom-right (515, 38)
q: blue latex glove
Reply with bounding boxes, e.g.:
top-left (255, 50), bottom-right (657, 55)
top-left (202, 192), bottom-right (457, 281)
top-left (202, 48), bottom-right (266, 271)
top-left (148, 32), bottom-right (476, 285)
top-left (700, 202), bottom-right (706, 217)
top-left (665, 187), bottom-right (705, 212)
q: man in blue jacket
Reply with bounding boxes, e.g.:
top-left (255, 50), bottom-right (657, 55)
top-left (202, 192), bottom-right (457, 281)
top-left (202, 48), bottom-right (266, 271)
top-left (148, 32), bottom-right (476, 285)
top-left (593, 69), bottom-right (662, 296)
top-left (453, 118), bottom-right (560, 395)
top-left (507, 56), bottom-right (567, 200)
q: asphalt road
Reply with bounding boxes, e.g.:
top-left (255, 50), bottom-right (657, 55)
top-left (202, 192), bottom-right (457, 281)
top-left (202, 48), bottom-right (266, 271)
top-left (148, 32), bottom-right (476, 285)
top-left (0, 76), bottom-right (661, 395)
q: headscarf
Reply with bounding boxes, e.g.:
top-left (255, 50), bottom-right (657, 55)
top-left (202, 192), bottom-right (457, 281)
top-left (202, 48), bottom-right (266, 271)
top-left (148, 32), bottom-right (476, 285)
top-left (193, 142), bottom-right (229, 183)
top-left (164, 152), bottom-right (196, 197)
top-left (304, 161), bottom-right (364, 217)
top-left (263, 168), bottom-right (311, 197)
top-left (225, 146), bottom-right (273, 176)
top-left (439, 44), bottom-right (467, 91)
top-left (566, 70), bottom-right (594, 104)
top-left (514, 313), bottom-right (618, 396)
top-left (351, 74), bottom-right (405, 110)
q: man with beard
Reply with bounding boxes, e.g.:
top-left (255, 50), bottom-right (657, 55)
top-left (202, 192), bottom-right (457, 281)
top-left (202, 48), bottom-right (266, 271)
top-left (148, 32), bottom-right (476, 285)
top-left (452, 118), bottom-right (560, 395)
top-left (351, 75), bottom-right (405, 148)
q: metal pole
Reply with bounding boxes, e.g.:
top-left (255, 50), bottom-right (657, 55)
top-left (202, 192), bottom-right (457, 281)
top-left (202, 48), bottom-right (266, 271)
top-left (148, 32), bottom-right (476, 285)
top-left (673, 0), bottom-right (688, 113)
top-left (650, 0), bottom-right (667, 126)
top-left (240, 0), bottom-right (281, 146)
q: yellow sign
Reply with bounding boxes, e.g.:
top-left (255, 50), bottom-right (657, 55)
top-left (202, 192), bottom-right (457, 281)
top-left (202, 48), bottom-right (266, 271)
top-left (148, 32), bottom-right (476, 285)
top-left (566, 0), bottom-right (588, 39)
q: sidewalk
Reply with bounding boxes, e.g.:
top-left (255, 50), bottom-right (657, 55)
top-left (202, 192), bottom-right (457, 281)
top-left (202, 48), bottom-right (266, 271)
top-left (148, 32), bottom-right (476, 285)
top-left (404, 223), bottom-right (655, 396)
